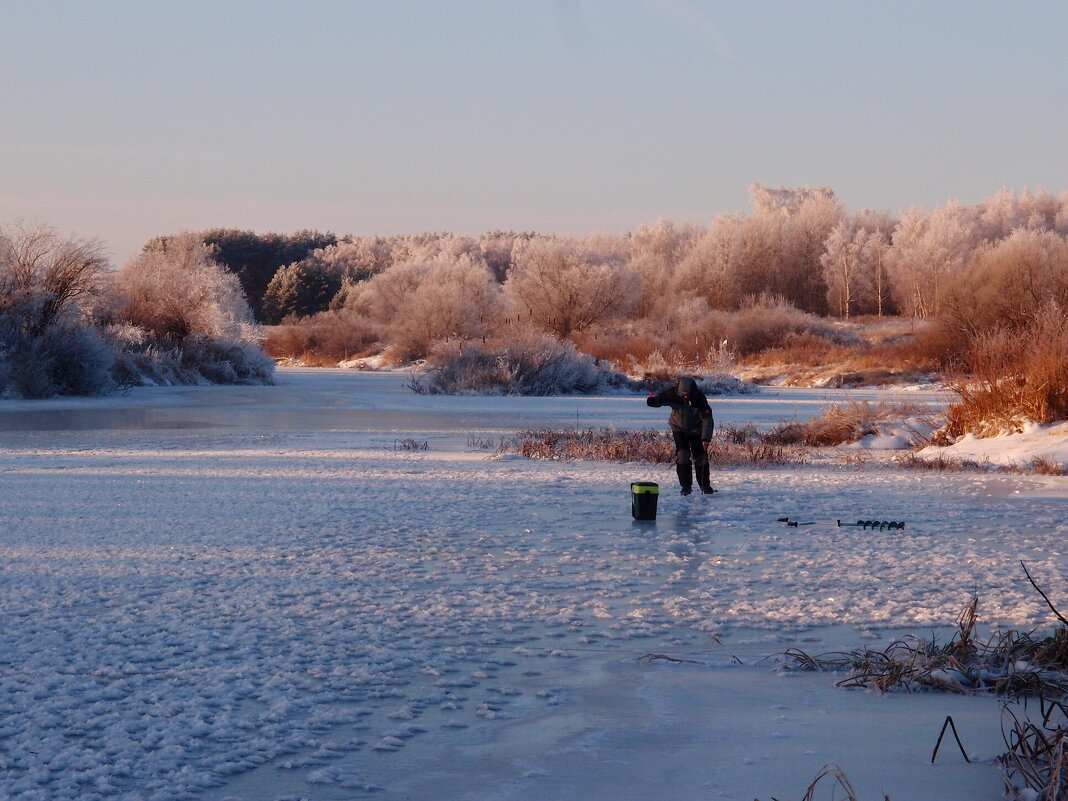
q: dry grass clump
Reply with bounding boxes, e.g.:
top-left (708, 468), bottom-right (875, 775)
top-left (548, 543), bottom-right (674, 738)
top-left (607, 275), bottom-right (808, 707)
top-left (1030, 456), bottom-right (1068, 476)
top-left (509, 428), bottom-right (675, 463)
top-left (765, 400), bottom-right (938, 448)
top-left (892, 452), bottom-right (982, 472)
top-left (756, 763), bottom-right (860, 801)
top-left (503, 427), bottom-right (805, 467)
top-left (1000, 698), bottom-right (1068, 800)
top-left (894, 452), bottom-right (1068, 476)
top-left (783, 594), bottom-right (1068, 698)
top-left (942, 304), bottom-right (1068, 439)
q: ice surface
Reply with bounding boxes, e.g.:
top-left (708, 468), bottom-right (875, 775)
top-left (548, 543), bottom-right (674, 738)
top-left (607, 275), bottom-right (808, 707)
top-left (0, 370), bottom-right (1058, 800)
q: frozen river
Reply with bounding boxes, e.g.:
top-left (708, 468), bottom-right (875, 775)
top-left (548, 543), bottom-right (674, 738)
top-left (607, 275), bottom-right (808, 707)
top-left (0, 369), bottom-right (1062, 801)
top-left (0, 367), bottom-right (952, 438)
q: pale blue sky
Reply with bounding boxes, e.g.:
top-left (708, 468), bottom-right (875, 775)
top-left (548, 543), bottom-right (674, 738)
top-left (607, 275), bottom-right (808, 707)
top-left (2, 1), bottom-right (1066, 266)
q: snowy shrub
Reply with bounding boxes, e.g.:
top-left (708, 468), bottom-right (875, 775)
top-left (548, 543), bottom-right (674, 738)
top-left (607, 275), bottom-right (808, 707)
top-left (937, 228), bottom-right (1068, 348)
top-left (0, 321), bottom-right (116, 398)
top-left (42, 323), bottom-right (116, 396)
top-left (408, 343), bottom-right (505, 394)
top-left (0, 222), bottom-right (117, 398)
top-left (581, 297), bottom-right (734, 371)
top-left (410, 333), bottom-right (616, 395)
top-left (497, 333), bottom-right (604, 395)
top-left (116, 232), bottom-right (274, 386)
top-left (109, 342), bottom-right (184, 388)
top-left (180, 335), bottom-right (276, 385)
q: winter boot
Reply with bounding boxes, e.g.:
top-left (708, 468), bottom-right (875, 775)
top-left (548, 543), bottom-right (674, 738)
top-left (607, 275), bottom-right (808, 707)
top-left (696, 464), bottom-right (714, 494)
top-left (676, 464), bottom-right (693, 495)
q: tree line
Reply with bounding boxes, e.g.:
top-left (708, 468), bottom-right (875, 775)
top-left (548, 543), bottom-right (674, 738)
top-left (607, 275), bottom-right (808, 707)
top-left (239, 184), bottom-right (1068, 363)
top-left (5, 183), bottom-right (1068, 397)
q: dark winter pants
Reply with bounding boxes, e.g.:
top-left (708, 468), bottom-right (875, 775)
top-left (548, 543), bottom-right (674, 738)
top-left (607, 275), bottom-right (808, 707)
top-left (672, 430), bottom-right (708, 468)
top-left (672, 430), bottom-right (710, 492)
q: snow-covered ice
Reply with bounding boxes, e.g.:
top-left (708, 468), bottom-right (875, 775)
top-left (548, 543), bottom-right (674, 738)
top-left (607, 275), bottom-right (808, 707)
top-left (0, 369), bottom-right (1063, 800)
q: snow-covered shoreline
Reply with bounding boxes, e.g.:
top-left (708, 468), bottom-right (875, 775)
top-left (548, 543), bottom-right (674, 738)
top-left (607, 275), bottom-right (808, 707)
top-left (1, 370), bottom-right (1062, 800)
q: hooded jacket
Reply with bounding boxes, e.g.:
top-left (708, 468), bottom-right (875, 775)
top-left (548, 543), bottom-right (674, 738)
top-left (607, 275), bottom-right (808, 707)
top-left (647, 376), bottom-right (715, 439)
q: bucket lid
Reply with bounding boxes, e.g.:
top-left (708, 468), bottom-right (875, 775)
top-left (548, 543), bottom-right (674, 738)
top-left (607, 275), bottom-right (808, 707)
top-left (631, 482), bottom-right (659, 494)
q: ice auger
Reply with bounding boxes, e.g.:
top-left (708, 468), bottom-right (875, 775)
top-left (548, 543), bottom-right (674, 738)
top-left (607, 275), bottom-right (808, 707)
top-left (777, 516), bottom-right (905, 531)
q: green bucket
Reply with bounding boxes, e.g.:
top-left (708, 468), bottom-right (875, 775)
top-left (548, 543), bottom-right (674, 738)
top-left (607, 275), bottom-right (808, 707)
top-left (631, 482), bottom-right (659, 521)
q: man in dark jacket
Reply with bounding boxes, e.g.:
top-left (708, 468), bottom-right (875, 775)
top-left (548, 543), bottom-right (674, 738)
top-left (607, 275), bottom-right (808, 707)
top-left (647, 376), bottom-right (715, 495)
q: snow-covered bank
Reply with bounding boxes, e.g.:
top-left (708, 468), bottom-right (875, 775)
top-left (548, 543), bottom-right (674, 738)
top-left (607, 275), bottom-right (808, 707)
top-left (919, 420), bottom-right (1068, 471)
top-left (0, 371), bottom-right (1057, 801)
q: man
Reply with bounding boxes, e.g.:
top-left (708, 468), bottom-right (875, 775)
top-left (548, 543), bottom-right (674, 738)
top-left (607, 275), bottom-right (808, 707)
top-left (647, 376), bottom-right (715, 495)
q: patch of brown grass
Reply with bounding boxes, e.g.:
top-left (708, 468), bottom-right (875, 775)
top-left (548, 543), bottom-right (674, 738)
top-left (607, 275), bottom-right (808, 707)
top-left (943, 304), bottom-right (1068, 439)
top-left (1031, 456), bottom-right (1068, 476)
top-left (263, 311), bottom-right (381, 365)
top-left (504, 427), bottom-right (805, 467)
top-left (892, 452), bottom-right (980, 472)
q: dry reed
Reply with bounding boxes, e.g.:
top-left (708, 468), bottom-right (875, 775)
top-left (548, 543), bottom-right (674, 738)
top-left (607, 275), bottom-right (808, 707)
top-left (503, 427), bottom-right (805, 467)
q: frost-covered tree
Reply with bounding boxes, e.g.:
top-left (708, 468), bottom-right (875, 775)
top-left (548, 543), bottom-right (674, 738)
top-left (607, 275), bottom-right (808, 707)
top-left (118, 232), bottom-right (256, 342)
top-left (302, 236), bottom-right (396, 284)
top-left (0, 221), bottom-right (110, 336)
top-left (0, 222), bottom-right (115, 397)
top-left (820, 210), bottom-right (896, 318)
top-left (750, 183), bottom-right (844, 314)
top-left (478, 231), bottom-right (535, 282)
top-left (885, 202), bottom-right (984, 318)
top-left (939, 228), bottom-right (1068, 337)
top-left (977, 187), bottom-right (1068, 239)
top-left (142, 229), bottom-right (336, 319)
top-left (262, 260), bottom-right (342, 324)
top-left (503, 237), bottom-right (639, 338)
top-left (627, 219), bottom-right (702, 316)
top-left (672, 213), bottom-right (781, 310)
top-left (346, 251), bottom-right (503, 357)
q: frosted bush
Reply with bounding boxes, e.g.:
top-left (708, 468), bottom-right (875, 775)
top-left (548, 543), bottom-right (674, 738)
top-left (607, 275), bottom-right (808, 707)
top-left (408, 343), bottom-right (505, 395)
top-left (118, 232), bottom-right (257, 343)
top-left (116, 232), bottom-right (274, 386)
top-left (0, 322), bottom-right (116, 398)
top-left (347, 252), bottom-right (502, 357)
top-left (410, 334), bottom-right (621, 396)
top-left (180, 335), bottom-right (276, 385)
top-left (44, 324), bottom-right (116, 396)
top-left (498, 334), bottom-right (602, 395)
